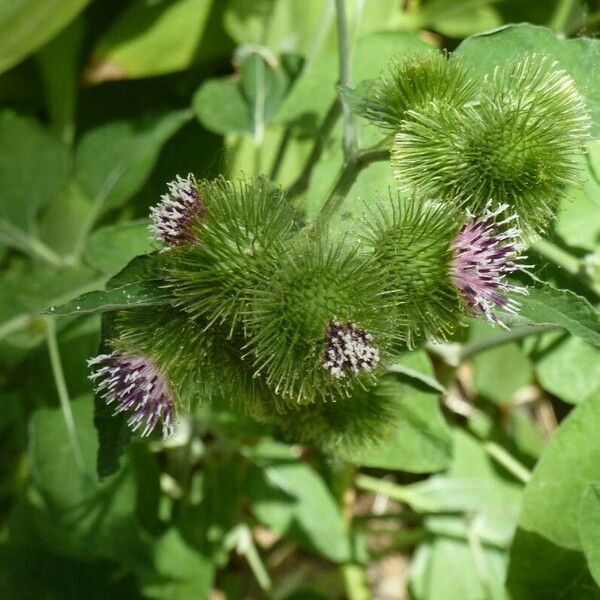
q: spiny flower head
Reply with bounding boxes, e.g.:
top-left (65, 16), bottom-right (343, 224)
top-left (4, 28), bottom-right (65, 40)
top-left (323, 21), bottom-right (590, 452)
top-left (365, 198), bottom-right (465, 347)
top-left (88, 351), bottom-right (174, 438)
top-left (166, 176), bottom-right (297, 333)
top-left (243, 239), bottom-right (391, 406)
top-left (391, 54), bottom-right (590, 233)
top-left (360, 50), bottom-right (477, 132)
top-left (451, 203), bottom-right (530, 327)
top-left (149, 174), bottom-right (205, 247)
top-left (322, 320), bottom-right (380, 379)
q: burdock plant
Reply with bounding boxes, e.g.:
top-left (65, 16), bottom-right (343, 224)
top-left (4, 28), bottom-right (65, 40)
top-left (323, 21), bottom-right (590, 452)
top-left (80, 47), bottom-right (588, 455)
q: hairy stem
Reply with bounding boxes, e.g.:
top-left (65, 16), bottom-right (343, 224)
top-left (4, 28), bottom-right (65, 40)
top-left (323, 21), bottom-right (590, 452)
top-left (334, 0), bottom-right (356, 160)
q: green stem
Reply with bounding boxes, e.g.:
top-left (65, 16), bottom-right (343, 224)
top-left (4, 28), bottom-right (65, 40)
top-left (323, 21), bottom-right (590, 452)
top-left (342, 563), bottom-right (371, 600)
top-left (227, 525), bottom-right (272, 593)
top-left (317, 147), bottom-right (389, 224)
top-left (533, 238), bottom-right (600, 297)
top-left (483, 442), bottom-right (532, 484)
top-left (549, 0), bottom-right (578, 32)
top-left (334, 0), bottom-right (356, 160)
top-left (459, 324), bottom-right (557, 361)
top-left (0, 314), bottom-right (31, 342)
top-left (44, 317), bottom-right (85, 471)
top-left (0, 221), bottom-right (70, 268)
top-left (466, 518), bottom-right (493, 599)
top-left (287, 99), bottom-right (341, 199)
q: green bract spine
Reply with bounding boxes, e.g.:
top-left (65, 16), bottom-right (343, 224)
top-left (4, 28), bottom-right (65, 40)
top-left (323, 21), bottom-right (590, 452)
top-left (242, 234), bottom-right (394, 407)
top-left (391, 54), bottom-right (590, 233)
top-left (364, 198), bottom-right (465, 347)
top-left (166, 176), bottom-right (297, 334)
top-left (361, 50), bottom-right (477, 132)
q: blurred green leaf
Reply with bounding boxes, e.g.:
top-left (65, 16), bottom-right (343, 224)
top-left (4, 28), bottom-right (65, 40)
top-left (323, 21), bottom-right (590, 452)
top-left (507, 528), bottom-right (600, 599)
top-left (534, 333), bottom-right (600, 404)
top-left (29, 396), bottom-right (150, 568)
top-left (194, 51), bottom-right (289, 138)
top-left (517, 389), bottom-right (600, 550)
top-left (75, 110), bottom-right (190, 215)
top-left (0, 111), bottom-right (70, 231)
top-left (83, 220), bottom-right (154, 276)
top-left (410, 535), bottom-right (507, 600)
top-left (580, 484), bottom-right (600, 589)
top-left (36, 17), bottom-right (84, 145)
top-left (337, 375), bottom-right (453, 473)
top-left (471, 321), bottom-right (533, 405)
top-left (248, 441), bottom-right (351, 562)
top-left (0, 0), bottom-right (91, 76)
top-left (455, 24), bottom-right (600, 137)
top-left (86, 0), bottom-right (213, 83)
top-left (139, 528), bottom-right (214, 600)
top-left (412, 0), bottom-right (502, 38)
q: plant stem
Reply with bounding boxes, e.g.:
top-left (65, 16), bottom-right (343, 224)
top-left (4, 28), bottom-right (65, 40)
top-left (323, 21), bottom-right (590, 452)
top-left (466, 518), bottom-right (493, 598)
top-left (483, 442), bottom-right (532, 484)
top-left (549, 0), bottom-right (578, 32)
top-left (459, 324), bottom-right (557, 361)
top-left (342, 563), bottom-right (371, 600)
top-left (533, 238), bottom-right (600, 297)
top-left (0, 221), bottom-right (70, 268)
top-left (44, 317), bottom-right (85, 471)
top-left (0, 314), bottom-right (31, 342)
top-left (287, 99), bottom-right (341, 199)
top-left (317, 147), bottom-right (389, 224)
top-left (334, 0), bottom-right (356, 160)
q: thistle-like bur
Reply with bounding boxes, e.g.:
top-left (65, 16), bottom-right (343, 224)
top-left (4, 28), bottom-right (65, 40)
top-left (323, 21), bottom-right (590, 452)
top-left (361, 50), bottom-right (477, 132)
top-left (392, 54), bottom-right (590, 233)
top-left (164, 176), bottom-right (297, 332)
top-left (366, 198), bottom-right (530, 345)
top-left (243, 239), bottom-right (392, 406)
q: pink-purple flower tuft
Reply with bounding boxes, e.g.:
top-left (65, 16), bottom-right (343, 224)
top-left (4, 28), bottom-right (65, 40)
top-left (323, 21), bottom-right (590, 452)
top-left (88, 352), bottom-right (175, 437)
top-left (451, 203), bottom-right (530, 327)
top-left (322, 320), bottom-right (380, 378)
top-left (149, 174), bottom-right (204, 248)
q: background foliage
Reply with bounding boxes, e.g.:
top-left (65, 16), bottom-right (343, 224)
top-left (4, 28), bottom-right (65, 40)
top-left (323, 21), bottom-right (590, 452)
top-left (2, 0), bottom-right (600, 598)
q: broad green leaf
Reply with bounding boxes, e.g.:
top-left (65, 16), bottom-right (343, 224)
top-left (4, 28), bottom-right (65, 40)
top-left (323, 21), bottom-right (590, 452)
top-left (83, 220), bottom-right (154, 276)
top-left (455, 24), bottom-right (600, 136)
top-left (139, 529), bottom-right (214, 600)
top-left (470, 321), bottom-right (533, 405)
top-left (29, 396), bottom-right (150, 567)
top-left (580, 484), bottom-right (600, 589)
top-left (75, 110), bottom-right (189, 213)
top-left (507, 528), bottom-right (600, 599)
top-left (86, 0), bottom-right (213, 83)
top-left (410, 536), bottom-right (507, 600)
top-left (248, 441), bottom-right (351, 562)
top-left (534, 333), bottom-right (600, 404)
top-left (36, 17), bottom-right (84, 144)
top-left (194, 51), bottom-right (290, 138)
top-left (518, 390), bottom-right (600, 550)
top-left (45, 254), bottom-right (170, 316)
top-left (555, 142), bottom-right (600, 252)
top-left (44, 281), bottom-right (171, 316)
top-left (410, 0), bottom-right (502, 38)
top-left (507, 283), bottom-right (600, 347)
top-left (337, 375), bottom-right (452, 473)
top-left (194, 78), bottom-right (252, 135)
top-left (0, 0), bottom-right (91, 75)
top-left (0, 111), bottom-right (70, 231)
